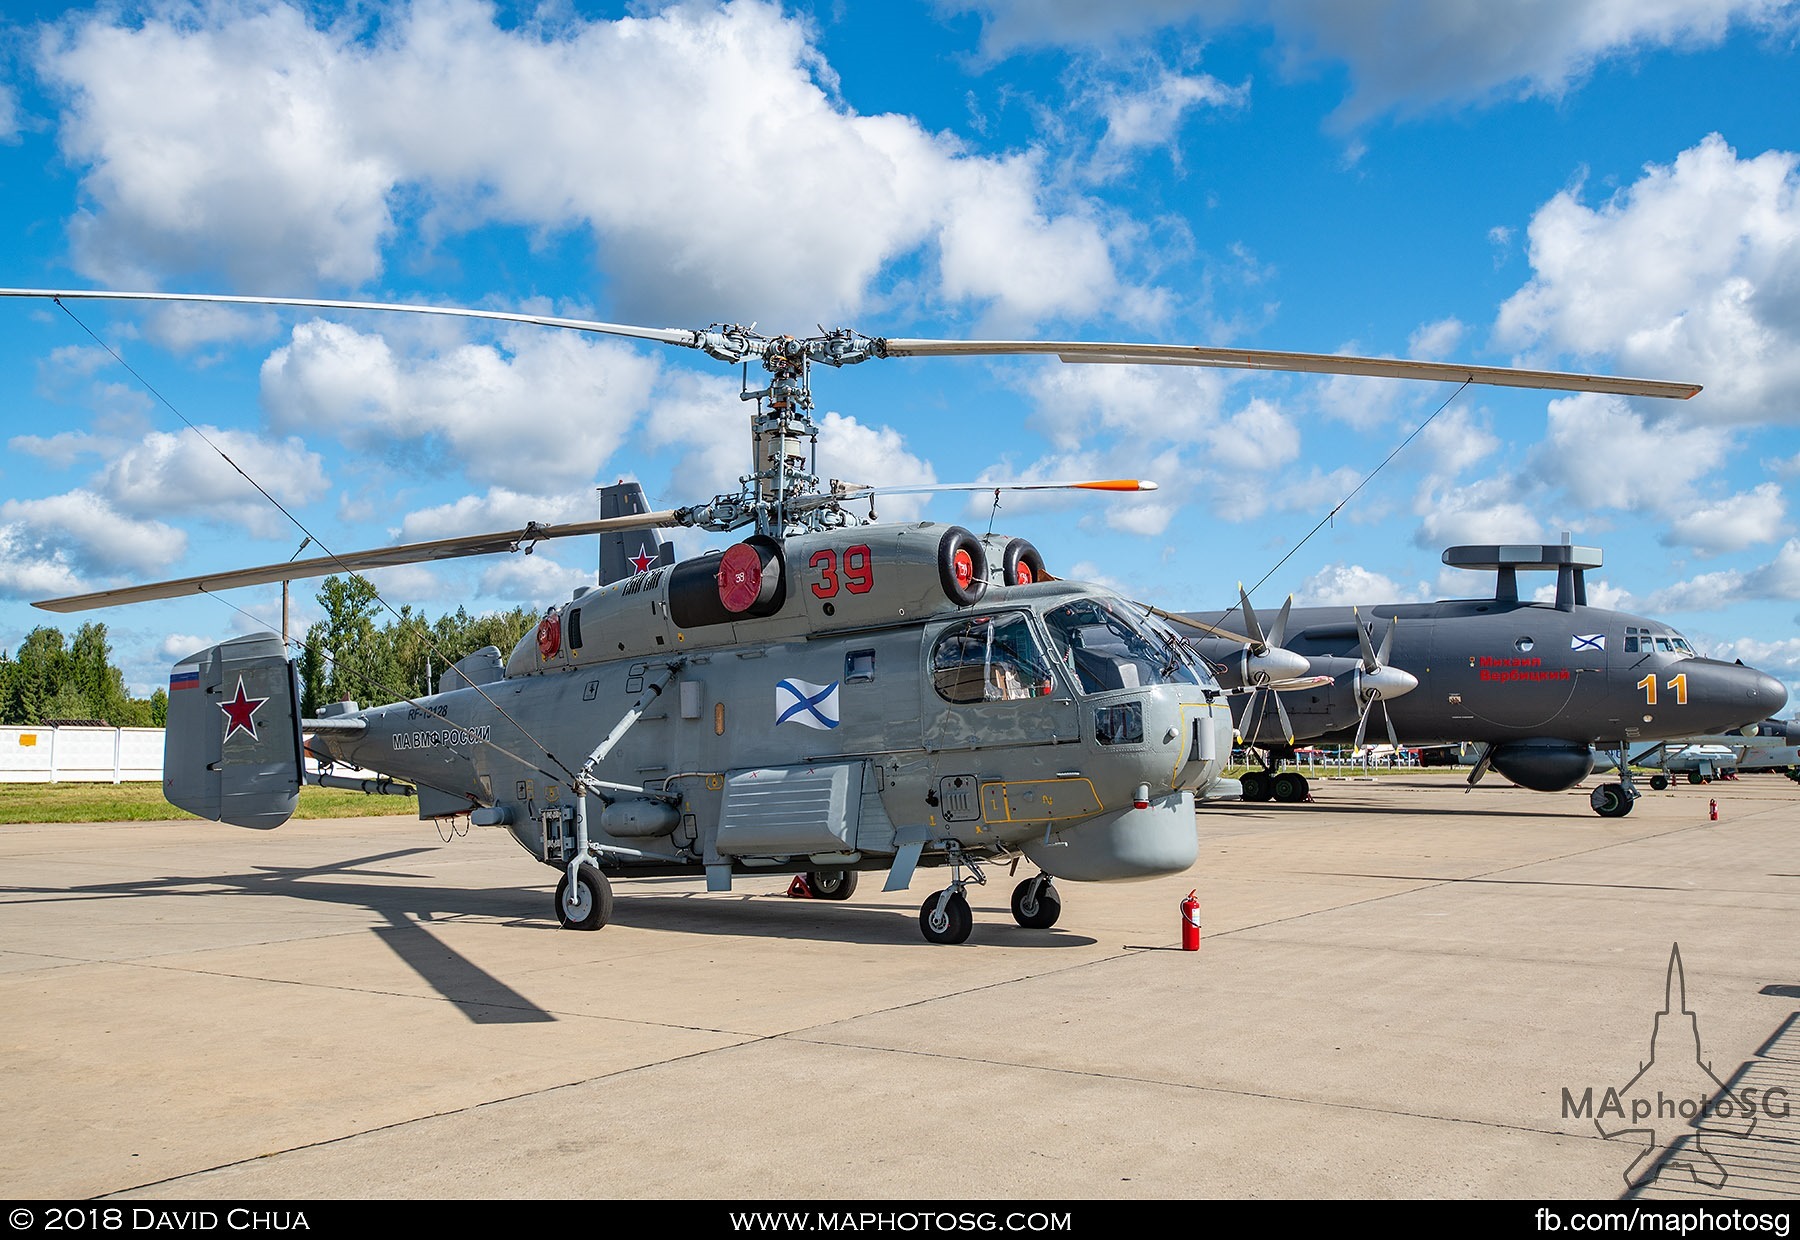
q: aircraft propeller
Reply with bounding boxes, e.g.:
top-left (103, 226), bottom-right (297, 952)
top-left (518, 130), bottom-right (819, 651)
top-left (1350, 608), bottom-right (1416, 754)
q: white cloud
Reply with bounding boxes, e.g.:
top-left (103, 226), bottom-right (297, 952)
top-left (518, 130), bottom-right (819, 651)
top-left (1497, 135), bottom-right (1800, 423)
top-left (1661, 482), bottom-right (1789, 554)
top-left (260, 319), bottom-right (660, 491)
top-left (1408, 317), bottom-right (1466, 359)
top-left (98, 427), bottom-right (328, 536)
top-left (0, 82), bottom-right (18, 143)
top-left (0, 490), bottom-right (186, 576)
top-left (397, 488), bottom-right (597, 545)
top-left (1413, 476), bottom-right (1547, 549)
top-left (9, 430), bottom-right (102, 468)
top-left (0, 528), bottom-right (84, 600)
top-left (1528, 392), bottom-right (1730, 510)
top-left (1415, 405), bottom-right (1498, 479)
top-left (39, 0), bottom-right (1144, 327)
top-left (965, 1), bottom-right (1794, 124)
top-left (1643, 537), bottom-right (1800, 609)
top-left (1088, 68), bottom-right (1247, 177)
top-left (1296, 562), bottom-right (1430, 605)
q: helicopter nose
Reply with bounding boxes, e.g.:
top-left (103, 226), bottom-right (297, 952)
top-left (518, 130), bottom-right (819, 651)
top-left (1680, 659), bottom-right (1789, 731)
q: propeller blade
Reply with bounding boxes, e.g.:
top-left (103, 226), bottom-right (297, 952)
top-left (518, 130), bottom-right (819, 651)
top-left (1353, 607), bottom-right (1380, 673)
top-left (1352, 696), bottom-right (1373, 753)
top-left (1272, 689), bottom-right (1296, 747)
top-left (1381, 698), bottom-right (1401, 754)
top-left (1238, 585), bottom-right (1267, 652)
top-left (1268, 595), bottom-right (1293, 648)
top-left (1376, 615), bottom-right (1397, 665)
top-left (32, 509), bottom-right (685, 613)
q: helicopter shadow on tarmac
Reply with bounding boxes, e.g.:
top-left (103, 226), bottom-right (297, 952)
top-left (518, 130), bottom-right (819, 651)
top-left (583, 875), bottom-right (1101, 950)
top-left (2, 848), bottom-right (1099, 1022)
top-left (4, 847), bottom-right (562, 1023)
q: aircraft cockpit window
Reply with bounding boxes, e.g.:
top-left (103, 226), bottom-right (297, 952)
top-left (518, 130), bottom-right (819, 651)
top-left (1655, 637), bottom-right (1674, 653)
top-left (931, 614), bottom-right (1055, 704)
top-left (1672, 637), bottom-right (1693, 654)
top-left (1040, 598), bottom-right (1202, 694)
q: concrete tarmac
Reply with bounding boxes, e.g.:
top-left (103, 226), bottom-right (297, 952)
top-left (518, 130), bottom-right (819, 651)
top-left (2, 772), bottom-right (1796, 1201)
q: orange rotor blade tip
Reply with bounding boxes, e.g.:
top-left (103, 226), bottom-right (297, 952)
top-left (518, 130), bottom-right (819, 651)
top-left (1076, 479), bottom-right (1158, 491)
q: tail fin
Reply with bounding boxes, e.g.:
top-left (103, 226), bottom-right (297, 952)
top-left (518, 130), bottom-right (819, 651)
top-left (164, 632), bottom-right (303, 829)
top-left (598, 480), bottom-right (676, 585)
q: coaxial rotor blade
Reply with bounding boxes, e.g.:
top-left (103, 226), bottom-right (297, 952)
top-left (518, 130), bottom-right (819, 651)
top-left (33, 509), bottom-right (685, 613)
top-left (0, 291), bottom-right (1703, 397)
top-left (0, 287), bottom-right (704, 350)
top-left (1143, 604), bottom-right (1253, 646)
top-left (876, 337), bottom-right (1701, 400)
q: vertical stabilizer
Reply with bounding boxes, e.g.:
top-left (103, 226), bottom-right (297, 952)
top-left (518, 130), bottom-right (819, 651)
top-left (598, 481), bottom-right (676, 585)
top-left (164, 632), bottom-right (302, 829)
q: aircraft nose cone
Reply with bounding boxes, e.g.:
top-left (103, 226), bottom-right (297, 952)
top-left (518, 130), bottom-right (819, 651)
top-left (1683, 659), bottom-right (1789, 731)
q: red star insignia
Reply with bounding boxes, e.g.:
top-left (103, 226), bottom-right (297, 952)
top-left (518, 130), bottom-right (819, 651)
top-left (628, 549), bottom-right (657, 574)
top-left (219, 676), bottom-right (270, 741)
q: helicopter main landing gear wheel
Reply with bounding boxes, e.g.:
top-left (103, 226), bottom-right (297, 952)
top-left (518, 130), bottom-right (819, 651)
top-left (806, 868), bottom-right (859, 901)
top-left (556, 866), bottom-right (613, 930)
top-left (1010, 876), bottom-right (1061, 929)
top-left (920, 890), bottom-right (973, 944)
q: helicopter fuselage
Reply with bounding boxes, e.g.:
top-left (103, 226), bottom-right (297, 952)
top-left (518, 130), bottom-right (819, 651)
top-left (306, 523), bottom-right (1232, 896)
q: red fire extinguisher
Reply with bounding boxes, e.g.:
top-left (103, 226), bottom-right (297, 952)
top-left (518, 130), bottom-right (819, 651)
top-left (1709, 798), bottom-right (1718, 821)
top-left (1180, 890), bottom-right (1202, 952)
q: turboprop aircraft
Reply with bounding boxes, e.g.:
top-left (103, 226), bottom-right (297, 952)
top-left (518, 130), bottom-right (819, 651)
top-left (0, 285), bottom-right (1710, 939)
top-left (1170, 543), bottom-right (1788, 816)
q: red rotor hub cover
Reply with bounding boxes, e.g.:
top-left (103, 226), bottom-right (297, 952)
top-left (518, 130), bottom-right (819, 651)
top-left (717, 543), bottom-right (766, 613)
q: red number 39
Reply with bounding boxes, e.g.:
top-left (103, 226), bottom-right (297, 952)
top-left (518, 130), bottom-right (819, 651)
top-left (811, 545), bottom-right (874, 598)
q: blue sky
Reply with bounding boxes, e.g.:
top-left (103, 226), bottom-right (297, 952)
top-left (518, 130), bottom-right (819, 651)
top-left (2, 0), bottom-right (1798, 709)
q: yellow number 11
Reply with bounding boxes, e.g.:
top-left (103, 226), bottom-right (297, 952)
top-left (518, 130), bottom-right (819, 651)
top-left (1637, 673), bottom-right (1688, 706)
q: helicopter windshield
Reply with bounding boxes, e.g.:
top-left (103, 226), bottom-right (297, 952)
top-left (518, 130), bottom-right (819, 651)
top-left (931, 613), bottom-right (1058, 704)
top-left (1040, 597), bottom-right (1203, 694)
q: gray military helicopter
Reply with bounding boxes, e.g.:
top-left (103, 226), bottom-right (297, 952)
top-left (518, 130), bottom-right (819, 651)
top-left (1171, 542), bottom-right (1789, 816)
top-left (4, 286), bottom-right (1708, 940)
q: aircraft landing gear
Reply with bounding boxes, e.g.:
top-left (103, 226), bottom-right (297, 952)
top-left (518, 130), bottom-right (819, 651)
top-left (1240, 768), bottom-right (1308, 803)
top-left (557, 865), bottom-right (613, 930)
top-left (1271, 771), bottom-right (1309, 803)
top-left (920, 890), bottom-right (973, 944)
top-left (1590, 747), bottom-right (1640, 818)
top-left (1649, 774), bottom-right (1670, 791)
top-left (806, 868), bottom-right (859, 901)
top-left (1010, 875), bottom-right (1061, 929)
top-left (919, 843), bottom-right (985, 944)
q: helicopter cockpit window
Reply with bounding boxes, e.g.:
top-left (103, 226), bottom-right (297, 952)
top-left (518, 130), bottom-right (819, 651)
top-left (931, 614), bottom-right (1056, 704)
top-left (1040, 598), bottom-right (1203, 694)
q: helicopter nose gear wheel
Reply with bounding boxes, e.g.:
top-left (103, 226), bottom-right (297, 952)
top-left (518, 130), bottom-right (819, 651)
top-left (557, 865), bottom-right (613, 931)
top-left (920, 890), bottom-right (973, 944)
top-left (1010, 875), bottom-right (1061, 929)
top-left (805, 868), bottom-right (859, 900)
top-left (919, 842), bottom-right (985, 944)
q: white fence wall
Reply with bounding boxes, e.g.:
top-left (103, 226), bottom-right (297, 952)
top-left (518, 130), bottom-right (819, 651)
top-left (0, 726), bottom-right (165, 783)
